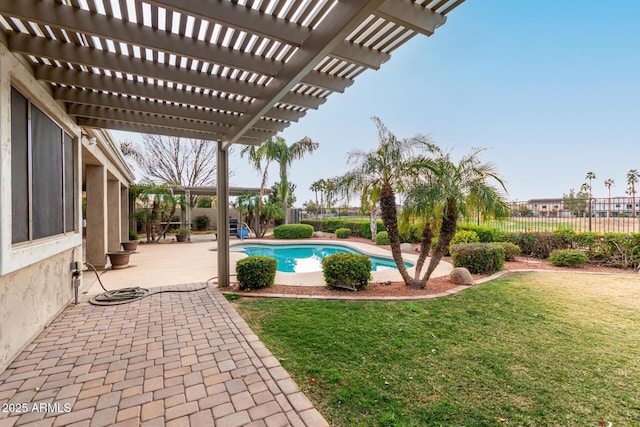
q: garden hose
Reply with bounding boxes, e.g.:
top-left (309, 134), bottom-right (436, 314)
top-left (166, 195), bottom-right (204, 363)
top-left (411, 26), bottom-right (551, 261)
top-left (84, 262), bottom-right (209, 306)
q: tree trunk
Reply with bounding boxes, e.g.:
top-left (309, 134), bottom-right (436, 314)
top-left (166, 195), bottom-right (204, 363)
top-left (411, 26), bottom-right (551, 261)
top-left (379, 184), bottom-right (419, 288)
top-left (413, 223), bottom-right (433, 280)
top-left (369, 206), bottom-right (377, 242)
top-left (420, 203), bottom-right (457, 288)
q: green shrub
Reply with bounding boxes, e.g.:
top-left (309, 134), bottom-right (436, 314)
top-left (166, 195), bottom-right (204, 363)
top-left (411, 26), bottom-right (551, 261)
top-left (490, 242), bottom-right (521, 261)
top-left (273, 224), bottom-right (314, 239)
top-left (448, 230), bottom-right (480, 255)
top-left (129, 230), bottom-right (139, 241)
top-left (335, 228), bottom-right (351, 239)
top-left (450, 230), bottom-right (480, 246)
top-left (375, 231), bottom-right (390, 245)
top-left (451, 243), bottom-right (505, 275)
top-left (300, 219), bottom-right (385, 239)
top-left (399, 221), bottom-right (424, 244)
top-left (236, 256), bottom-right (277, 290)
top-left (322, 253), bottom-right (372, 291)
top-left (458, 225), bottom-right (497, 243)
top-left (548, 249), bottom-right (588, 268)
top-left (505, 232), bottom-right (571, 258)
top-left (195, 215), bottom-right (210, 230)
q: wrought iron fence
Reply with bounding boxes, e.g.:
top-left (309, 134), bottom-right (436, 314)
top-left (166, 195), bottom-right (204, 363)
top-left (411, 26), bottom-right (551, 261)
top-left (461, 197), bottom-right (640, 233)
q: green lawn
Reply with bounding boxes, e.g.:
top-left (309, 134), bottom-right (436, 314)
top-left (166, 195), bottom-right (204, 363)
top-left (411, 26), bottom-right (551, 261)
top-left (235, 272), bottom-right (640, 426)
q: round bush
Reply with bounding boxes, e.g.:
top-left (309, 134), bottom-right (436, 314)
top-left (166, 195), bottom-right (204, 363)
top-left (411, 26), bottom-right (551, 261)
top-left (450, 230), bottom-right (480, 247)
top-left (490, 242), bottom-right (521, 261)
top-left (335, 228), bottom-right (351, 239)
top-left (375, 231), bottom-right (390, 245)
top-left (322, 253), bottom-right (372, 291)
top-left (195, 215), bottom-right (210, 230)
top-left (549, 249), bottom-right (588, 268)
top-left (236, 256), bottom-right (277, 290)
top-left (273, 224), bottom-right (314, 239)
top-left (451, 243), bottom-right (505, 275)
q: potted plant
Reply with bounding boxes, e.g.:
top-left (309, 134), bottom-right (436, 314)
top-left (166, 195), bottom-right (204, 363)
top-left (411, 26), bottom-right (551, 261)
top-left (106, 250), bottom-right (134, 269)
top-left (175, 228), bottom-right (190, 242)
top-left (121, 230), bottom-right (139, 251)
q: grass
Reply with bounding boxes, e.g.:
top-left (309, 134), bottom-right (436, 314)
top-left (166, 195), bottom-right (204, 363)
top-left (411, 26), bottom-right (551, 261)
top-left (235, 272), bottom-right (640, 426)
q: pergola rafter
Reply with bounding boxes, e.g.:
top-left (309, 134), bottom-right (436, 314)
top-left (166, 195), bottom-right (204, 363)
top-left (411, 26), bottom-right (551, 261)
top-left (0, 0), bottom-right (464, 286)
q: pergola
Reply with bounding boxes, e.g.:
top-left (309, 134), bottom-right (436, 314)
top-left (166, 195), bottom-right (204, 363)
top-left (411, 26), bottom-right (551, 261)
top-left (0, 0), bottom-right (463, 286)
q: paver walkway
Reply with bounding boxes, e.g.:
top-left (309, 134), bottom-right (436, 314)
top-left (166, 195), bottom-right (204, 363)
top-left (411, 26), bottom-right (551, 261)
top-left (0, 283), bottom-right (328, 427)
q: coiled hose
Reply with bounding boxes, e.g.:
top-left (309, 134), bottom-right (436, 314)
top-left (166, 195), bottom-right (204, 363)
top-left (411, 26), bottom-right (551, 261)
top-left (85, 262), bottom-right (210, 306)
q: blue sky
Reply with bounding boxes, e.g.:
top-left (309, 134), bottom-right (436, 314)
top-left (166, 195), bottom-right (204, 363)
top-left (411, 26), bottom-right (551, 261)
top-left (113, 0), bottom-right (640, 206)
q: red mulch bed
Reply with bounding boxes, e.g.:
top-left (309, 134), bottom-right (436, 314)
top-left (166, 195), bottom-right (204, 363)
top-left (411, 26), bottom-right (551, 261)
top-left (223, 237), bottom-right (636, 298)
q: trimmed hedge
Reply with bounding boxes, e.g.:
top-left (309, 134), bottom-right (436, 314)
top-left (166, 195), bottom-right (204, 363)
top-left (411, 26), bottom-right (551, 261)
top-left (322, 253), bottom-right (372, 291)
top-left (335, 228), bottom-right (351, 239)
top-left (490, 242), bottom-right (521, 261)
top-left (273, 224), bottom-right (314, 239)
top-left (301, 219), bottom-right (384, 239)
top-left (458, 225), bottom-right (497, 243)
top-left (549, 249), bottom-right (588, 268)
top-left (451, 243), bottom-right (505, 275)
top-left (236, 256), bottom-right (277, 290)
top-left (375, 231), bottom-right (390, 245)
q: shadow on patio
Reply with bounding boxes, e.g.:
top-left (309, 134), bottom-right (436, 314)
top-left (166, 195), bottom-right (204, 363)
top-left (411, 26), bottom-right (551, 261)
top-left (0, 238), bottom-right (327, 427)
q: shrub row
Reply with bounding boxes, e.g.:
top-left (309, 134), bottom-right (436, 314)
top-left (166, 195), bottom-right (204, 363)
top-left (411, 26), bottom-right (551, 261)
top-left (301, 219), bottom-right (384, 239)
top-left (273, 224), bottom-right (314, 239)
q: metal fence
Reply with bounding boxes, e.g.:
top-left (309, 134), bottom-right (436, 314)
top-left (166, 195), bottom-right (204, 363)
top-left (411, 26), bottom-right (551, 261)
top-left (461, 197), bottom-right (640, 233)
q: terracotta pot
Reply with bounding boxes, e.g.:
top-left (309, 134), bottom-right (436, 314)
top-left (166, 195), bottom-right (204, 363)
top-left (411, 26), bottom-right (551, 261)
top-left (121, 241), bottom-right (138, 251)
top-left (176, 234), bottom-right (187, 242)
top-left (106, 251), bottom-right (133, 269)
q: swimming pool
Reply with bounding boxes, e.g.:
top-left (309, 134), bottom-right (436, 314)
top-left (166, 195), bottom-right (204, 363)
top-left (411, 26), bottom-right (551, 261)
top-left (229, 243), bottom-right (414, 273)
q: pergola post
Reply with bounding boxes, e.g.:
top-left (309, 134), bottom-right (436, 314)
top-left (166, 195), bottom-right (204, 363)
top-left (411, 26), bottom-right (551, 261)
top-left (216, 142), bottom-right (230, 287)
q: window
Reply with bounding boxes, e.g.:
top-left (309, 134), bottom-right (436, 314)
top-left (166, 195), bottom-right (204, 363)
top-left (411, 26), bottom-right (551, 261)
top-left (11, 87), bottom-right (75, 244)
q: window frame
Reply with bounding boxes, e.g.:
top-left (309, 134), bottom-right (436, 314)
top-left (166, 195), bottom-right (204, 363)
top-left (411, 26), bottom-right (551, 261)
top-left (11, 86), bottom-right (77, 246)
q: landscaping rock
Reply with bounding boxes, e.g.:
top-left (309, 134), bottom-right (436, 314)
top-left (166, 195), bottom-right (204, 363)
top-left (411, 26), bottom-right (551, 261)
top-left (400, 243), bottom-right (413, 253)
top-left (450, 267), bottom-right (475, 286)
top-left (313, 231), bottom-right (327, 238)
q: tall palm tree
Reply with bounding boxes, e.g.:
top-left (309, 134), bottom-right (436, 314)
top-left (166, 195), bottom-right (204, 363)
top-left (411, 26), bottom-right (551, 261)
top-left (335, 169), bottom-right (381, 241)
top-left (339, 117), bottom-right (439, 285)
top-left (310, 179), bottom-right (324, 218)
top-left (627, 169), bottom-right (639, 217)
top-left (585, 171), bottom-right (597, 196)
top-left (243, 136), bottom-right (318, 224)
top-left (604, 178), bottom-right (614, 217)
top-left (404, 148), bottom-right (509, 288)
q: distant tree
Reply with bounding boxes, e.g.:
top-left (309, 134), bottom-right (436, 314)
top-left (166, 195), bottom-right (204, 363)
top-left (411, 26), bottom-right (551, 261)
top-left (627, 169), bottom-right (639, 217)
top-left (130, 182), bottom-right (186, 243)
top-left (563, 188), bottom-right (588, 216)
top-left (303, 200), bottom-right (320, 217)
top-left (269, 182), bottom-right (297, 207)
top-left (518, 204), bottom-right (532, 217)
top-left (585, 172), bottom-right (597, 196)
top-left (241, 136), bottom-right (318, 224)
top-left (195, 196), bottom-right (213, 208)
top-left (120, 136), bottom-right (228, 205)
top-left (604, 179), bottom-right (614, 217)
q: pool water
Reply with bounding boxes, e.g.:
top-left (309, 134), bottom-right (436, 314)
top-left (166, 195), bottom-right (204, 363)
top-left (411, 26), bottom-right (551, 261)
top-left (231, 243), bottom-right (413, 273)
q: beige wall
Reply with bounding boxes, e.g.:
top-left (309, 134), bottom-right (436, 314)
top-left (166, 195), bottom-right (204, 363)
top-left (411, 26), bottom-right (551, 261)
top-left (0, 248), bottom-right (78, 372)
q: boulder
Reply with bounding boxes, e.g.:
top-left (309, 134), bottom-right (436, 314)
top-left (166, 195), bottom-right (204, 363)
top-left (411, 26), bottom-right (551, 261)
top-left (449, 267), bottom-right (475, 286)
top-left (400, 243), bottom-right (414, 253)
top-left (313, 231), bottom-right (326, 238)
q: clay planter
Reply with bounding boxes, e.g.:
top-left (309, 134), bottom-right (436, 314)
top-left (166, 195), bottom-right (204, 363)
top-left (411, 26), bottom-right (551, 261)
top-left (121, 241), bottom-right (139, 251)
top-left (106, 250), bottom-right (134, 269)
top-left (176, 234), bottom-right (187, 242)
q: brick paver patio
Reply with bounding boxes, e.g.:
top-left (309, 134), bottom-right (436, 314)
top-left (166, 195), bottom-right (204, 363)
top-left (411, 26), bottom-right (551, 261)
top-left (0, 284), bottom-right (328, 427)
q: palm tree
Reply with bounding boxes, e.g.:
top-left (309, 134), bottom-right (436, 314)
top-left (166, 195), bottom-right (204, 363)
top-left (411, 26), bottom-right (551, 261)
top-left (335, 169), bottom-right (381, 241)
top-left (338, 117), bottom-right (439, 285)
top-left (627, 169), bottom-right (639, 217)
top-left (604, 179), bottom-right (614, 217)
top-left (585, 171), bottom-right (597, 196)
top-left (404, 148), bottom-right (509, 288)
top-left (309, 180), bottom-right (324, 218)
top-left (242, 136), bottom-right (318, 224)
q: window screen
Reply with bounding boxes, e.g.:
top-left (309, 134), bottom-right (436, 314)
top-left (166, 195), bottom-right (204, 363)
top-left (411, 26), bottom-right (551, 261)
top-left (64, 132), bottom-right (75, 233)
top-left (11, 88), bottom-right (29, 244)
